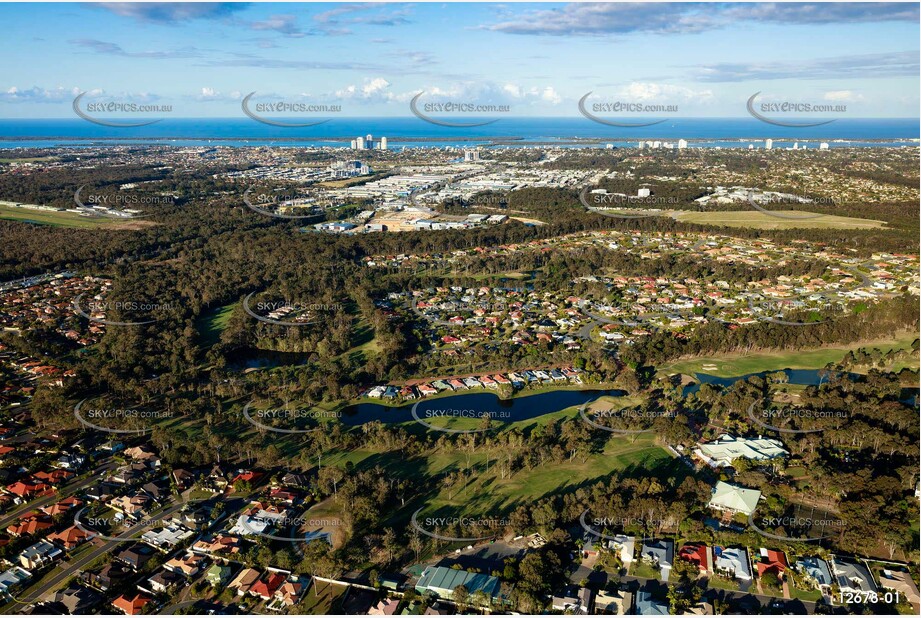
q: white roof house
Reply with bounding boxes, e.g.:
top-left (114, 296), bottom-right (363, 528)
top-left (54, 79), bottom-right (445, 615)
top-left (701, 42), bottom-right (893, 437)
top-left (695, 434), bottom-right (788, 468)
top-left (606, 534), bottom-right (636, 565)
top-left (708, 481), bottom-right (762, 516)
top-left (714, 546), bottom-right (752, 580)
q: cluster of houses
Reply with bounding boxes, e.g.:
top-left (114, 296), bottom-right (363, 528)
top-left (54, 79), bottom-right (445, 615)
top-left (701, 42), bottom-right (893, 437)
top-left (361, 366), bottom-right (582, 400)
top-left (367, 230), bottom-right (919, 344)
top-left (0, 273), bottom-right (109, 347)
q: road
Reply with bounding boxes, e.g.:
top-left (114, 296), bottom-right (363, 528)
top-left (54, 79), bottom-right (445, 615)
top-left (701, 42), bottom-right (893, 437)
top-left (0, 460), bottom-right (115, 529)
top-left (1, 497), bottom-right (191, 613)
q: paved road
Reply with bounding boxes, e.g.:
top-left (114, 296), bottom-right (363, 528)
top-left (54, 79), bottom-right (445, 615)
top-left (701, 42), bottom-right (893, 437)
top-left (0, 460), bottom-right (115, 529)
top-left (2, 497), bottom-right (192, 613)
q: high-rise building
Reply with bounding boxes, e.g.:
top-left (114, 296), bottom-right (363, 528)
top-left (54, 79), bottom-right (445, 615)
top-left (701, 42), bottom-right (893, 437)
top-left (765, 139), bottom-right (773, 150)
top-left (819, 142), bottom-right (829, 150)
top-left (464, 149), bottom-right (480, 162)
top-left (379, 136), bottom-right (388, 150)
top-left (350, 139), bottom-right (358, 149)
top-left (678, 139), bottom-right (688, 149)
top-left (356, 136), bottom-right (365, 150)
top-left (637, 141), bottom-right (645, 149)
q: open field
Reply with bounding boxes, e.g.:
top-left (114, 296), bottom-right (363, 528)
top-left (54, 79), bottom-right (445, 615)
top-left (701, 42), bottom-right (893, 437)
top-left (660, 333), bottom-right (918, 378)
top-left (672, 209), bottom-right (886, 229)
top-left (195, 303), bottom-right (236, 347)
top-left (0, 204), bottom-right (152, 229)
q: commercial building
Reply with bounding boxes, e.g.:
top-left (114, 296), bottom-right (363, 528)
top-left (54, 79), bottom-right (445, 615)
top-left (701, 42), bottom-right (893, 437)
top-left (694, 434), bottom-right (788, 468)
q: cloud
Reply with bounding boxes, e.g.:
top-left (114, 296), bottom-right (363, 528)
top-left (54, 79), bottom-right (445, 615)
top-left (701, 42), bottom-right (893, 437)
top-left (485, 2), bottom-right (918, 36)
top-left (199, 54), bottom-right (384, 72)
top-left (194, 87), bottom-right (242, 101)
top-left (823, 90), bottom-right (864, 103)
top-left (311, 3), bottom-right (412, 34)
top-left (335, 77), bottom-right (399, 101)
top-left (0, 86), bottom-right (82, 103)
top-left (94, 2), bottom-right (248, 24)
top-left (0, 87), bottom-right (164, 104)
top-left (249, 14), bottom-right (305, 38)
top-left (695, 51), bottom-right (919, 81)
top-left (614, 82), bottom-right (714, 103)
top-left (70, 39), bottom-right (202, 59)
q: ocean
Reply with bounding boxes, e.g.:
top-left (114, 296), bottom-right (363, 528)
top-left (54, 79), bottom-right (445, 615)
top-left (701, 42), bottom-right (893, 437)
top-left (0, 117), bottom-right (917, 149)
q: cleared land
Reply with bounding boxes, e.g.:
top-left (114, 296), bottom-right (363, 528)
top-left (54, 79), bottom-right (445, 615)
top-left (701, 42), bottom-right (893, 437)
top-left (672, 209), bottom-right (886, 230)
top-left (660, 333), bottom-right (918, 378)
top-left (0, 204), bottom-right (150, 229)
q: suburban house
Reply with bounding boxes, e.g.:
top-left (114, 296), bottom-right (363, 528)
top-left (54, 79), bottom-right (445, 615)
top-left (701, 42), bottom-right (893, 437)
top-left (19, 540), bottom-right (62, 569)
top-left (111, 592), bottom-right (152, 615)
top-left (47, 525), bottom-right (93, 550)
top-left (878, 569), bottom-right (921, 611)
top-left (678, 542), bottom-right (710, 574)
top-left (635, 590), bottom-right (669, 615)
top-left (708, 481), bottom-right (762, 517)
top-left (713, 546), bottom-right (752, 581)
top-left (755, 548), bottom-right (788, 578)
top-left (227, 568), bottom-right (260, 596)
top-left (640, 539), bottom-right (674, 581)
top-left (694, 434), bottom-right (788, 468)
top-left (415, 566), bottom-right (503, 604)
top-left (795, 557), bottom-right (833, 595)
top-left (831, 558), bottom-right (878, 594)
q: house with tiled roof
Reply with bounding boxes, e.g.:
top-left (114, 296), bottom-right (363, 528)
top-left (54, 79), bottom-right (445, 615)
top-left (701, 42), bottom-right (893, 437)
top-left (112, 592), bottom-right (152, 615)
top-left (48, 525), bottom-right (93, 550)
top-left (250, 571), bottom-right (287, 600)
top-left (678, 543), bottom-right (710, 574)
top-left (7, 515), bottom-right (52, 537)
top-left (755, 548), bottom-right (788, 578)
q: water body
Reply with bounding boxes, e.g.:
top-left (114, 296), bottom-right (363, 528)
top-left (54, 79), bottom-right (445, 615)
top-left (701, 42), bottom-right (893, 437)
top-left (0, 117), bottom-right (917, 149)
top-left (339, 388), bottom-right (626, 426)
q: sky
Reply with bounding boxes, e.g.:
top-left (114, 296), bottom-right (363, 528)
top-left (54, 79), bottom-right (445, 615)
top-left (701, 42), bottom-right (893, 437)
top-left (0, 2), bottom-right (919, 119)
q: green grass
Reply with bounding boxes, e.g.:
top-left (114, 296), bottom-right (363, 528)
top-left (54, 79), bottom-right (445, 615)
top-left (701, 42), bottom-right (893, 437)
top-left (790, 586), bottom-right (822, 602)
top-left (660, 333), bottom-right (918, 378)
top-left (195, 303), bottom-right (236, 347)
top-left (0, 204), bottom-right (132, 228)
top-left (298, 580), bottom-right (348, 614)
top-left (630, 561), bottom-right (662, 580)
top-left (673, 210), bottom-right (886, 230)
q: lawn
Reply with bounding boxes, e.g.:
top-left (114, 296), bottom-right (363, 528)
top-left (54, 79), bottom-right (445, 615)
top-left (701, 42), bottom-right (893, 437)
top-left (0, 204), bottom-right (145, 229)
top-left (673, 209), bottom-right (886, 230)
top-left (195, 303), bottom-right (236, 348)
top-left (298, 580), bottom-right (348, 614)
top-left (660, 333), bottom-right (918, 378)
top-left (790, 586), bottom-right (822, 602)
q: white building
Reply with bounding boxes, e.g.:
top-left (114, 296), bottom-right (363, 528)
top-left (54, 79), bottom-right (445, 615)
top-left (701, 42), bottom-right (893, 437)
top-left (819, 142), bottom-right (829, 150)
top-left (637, 188), bottom-right (651, 198)
top-left (379, 136), bottom-right (388, 150)
top-left (694, 434), bottom-right (788, 468)
top-left (677, 139), bottom-right (688, 149)
top-left (765, 139), bottom-right (773, 150)
top-left (708, 481), bottom-right (762, 516)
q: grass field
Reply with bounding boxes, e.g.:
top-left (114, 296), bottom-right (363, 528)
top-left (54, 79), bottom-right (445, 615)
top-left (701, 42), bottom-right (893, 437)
top-left (672, 209), bottom-right (886, 230)
top-left (660, 333), bottom-right (918, 378)
top-left (195, 303), bottom-right (236, 347)
top-left (0, 204), bottom-right (149, 229)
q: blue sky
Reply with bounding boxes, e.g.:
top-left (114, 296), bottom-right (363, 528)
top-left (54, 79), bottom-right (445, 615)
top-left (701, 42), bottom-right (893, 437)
top-left (1, 2), bottom-right (918, 118)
